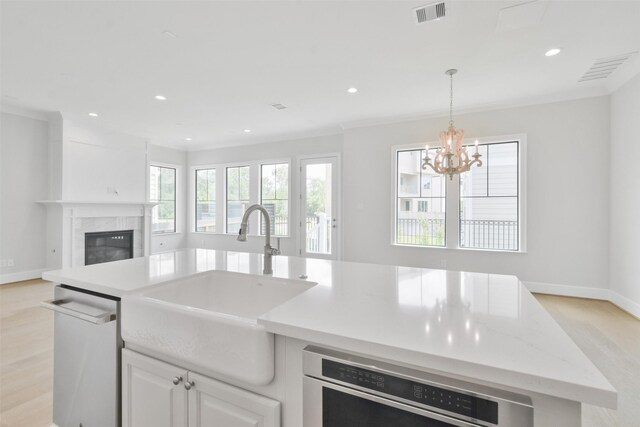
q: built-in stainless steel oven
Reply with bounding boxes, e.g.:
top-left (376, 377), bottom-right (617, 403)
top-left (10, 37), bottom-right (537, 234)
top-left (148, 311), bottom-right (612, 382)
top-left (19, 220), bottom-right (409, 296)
top-left (303, 346), bottom-right (533, 427)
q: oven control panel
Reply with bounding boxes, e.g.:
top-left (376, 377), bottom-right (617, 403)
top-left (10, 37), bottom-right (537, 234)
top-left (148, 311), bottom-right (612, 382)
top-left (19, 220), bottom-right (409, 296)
top-left (322, 359), bottom-right (498, 425)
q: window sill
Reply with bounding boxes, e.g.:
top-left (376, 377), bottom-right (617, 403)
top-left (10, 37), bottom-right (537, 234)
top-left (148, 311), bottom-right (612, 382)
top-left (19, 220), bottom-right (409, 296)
top-left (392, 243), bottom-right (527, 254)
top-left (191, 231), bottom-right (290, 239)
top-left (152, 232), bottom-right (181, 236)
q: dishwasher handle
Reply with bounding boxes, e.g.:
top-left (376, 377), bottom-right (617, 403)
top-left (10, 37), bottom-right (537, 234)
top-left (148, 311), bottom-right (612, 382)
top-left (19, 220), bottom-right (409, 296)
top-left (41, 299), bottom-right (116, 325)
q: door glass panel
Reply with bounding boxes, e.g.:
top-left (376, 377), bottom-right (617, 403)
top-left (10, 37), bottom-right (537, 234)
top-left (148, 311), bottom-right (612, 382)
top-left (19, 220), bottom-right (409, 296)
top-left (305, 163), bottom-right (332, 255)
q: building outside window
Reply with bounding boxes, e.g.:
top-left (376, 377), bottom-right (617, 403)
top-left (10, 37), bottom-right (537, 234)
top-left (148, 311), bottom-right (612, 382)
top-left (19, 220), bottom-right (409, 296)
top-left (149, 165), bottom-right (176, 233)
top-left (394, 138), bottom-right (523, 251)
top-left (260, 163), bottom-right (289, 236)
top-left (396, 148), bottom-right (446, 246)
top-left (226, 166), bottom-right (250, 234)
top-left (195, 168), bottom-right (216, 232)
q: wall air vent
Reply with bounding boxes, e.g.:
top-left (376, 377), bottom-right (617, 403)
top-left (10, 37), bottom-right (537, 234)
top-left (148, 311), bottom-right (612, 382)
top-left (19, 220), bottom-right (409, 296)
top-left (579, 52), bottom-right (637, 82)
top-left (414, 2), bottom-right (446, 24)
top-left (271, 103), bottom-right (287, 110)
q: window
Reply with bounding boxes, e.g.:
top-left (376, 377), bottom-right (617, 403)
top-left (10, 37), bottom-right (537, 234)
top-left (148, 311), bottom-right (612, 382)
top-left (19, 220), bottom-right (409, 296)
top-left (460, 142), bottom-right (519, 250)
top-left (394, 138), bottom-right (523, 251)
top-left (226, 166), bottom-right (250, 234)
top-left (260, 163), bottom-right (289, 236)
top-left (195, 168), bottom-right (216, 232)
top-left (150, 165), bottom-right (176, 233)
top-left (396, 149), bottom-right (446, 246)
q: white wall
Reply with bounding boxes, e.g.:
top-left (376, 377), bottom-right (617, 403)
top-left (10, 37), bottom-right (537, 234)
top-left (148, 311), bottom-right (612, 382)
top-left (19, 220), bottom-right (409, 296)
top-left (343, 96), bottom-right (611, 293)
top-left (0, 112), bottom-right (49, 283)
top-left (186, 134), bottom-right (343, 256)
top-left (609, 73), bottom-right (640, 314)
top-left (61, 120), bottom-right (147, 201)
top-left (149, 144), bottom-right (188, 253)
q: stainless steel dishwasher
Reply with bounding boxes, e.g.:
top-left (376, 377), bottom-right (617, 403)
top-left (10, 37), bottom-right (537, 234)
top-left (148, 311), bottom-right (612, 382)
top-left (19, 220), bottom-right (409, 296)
top-left (42, 284), bottom-right (122, 427)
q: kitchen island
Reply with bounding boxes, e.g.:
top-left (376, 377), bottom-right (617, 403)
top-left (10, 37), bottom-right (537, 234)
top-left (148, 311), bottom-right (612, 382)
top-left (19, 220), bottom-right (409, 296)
top-left (43, 248), bottom-right (616, 426)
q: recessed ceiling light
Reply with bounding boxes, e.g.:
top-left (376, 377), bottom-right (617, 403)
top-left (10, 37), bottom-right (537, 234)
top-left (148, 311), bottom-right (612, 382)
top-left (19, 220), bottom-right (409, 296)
top-left (185, 137), bottom-right (192, 141)
top-left (88, 112), bottom-right (98, 117)
top-left (347, 87), bottom-right (358, 93)
top-left (162, 30), bottom-right (178, 38)
top-left (155, 95), bottom-right (167, 101)
top-left (244, 129), bottom-right (252, 133)
top-left (545, 48), bottom-right (561, 57)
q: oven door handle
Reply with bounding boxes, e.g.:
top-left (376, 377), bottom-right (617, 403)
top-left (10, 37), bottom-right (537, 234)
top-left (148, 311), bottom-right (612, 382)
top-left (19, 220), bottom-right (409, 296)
top-left (41, 299), bottom-right (116, 325)
top-left (303, 376), bottom-right (482, 427)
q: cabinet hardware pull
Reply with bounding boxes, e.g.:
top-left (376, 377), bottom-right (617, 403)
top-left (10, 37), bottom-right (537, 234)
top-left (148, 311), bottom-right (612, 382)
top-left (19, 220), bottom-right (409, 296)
top-left (172, 376), bottom-right (183, 385)
top-left (184, 380), bottom-right (195, 390)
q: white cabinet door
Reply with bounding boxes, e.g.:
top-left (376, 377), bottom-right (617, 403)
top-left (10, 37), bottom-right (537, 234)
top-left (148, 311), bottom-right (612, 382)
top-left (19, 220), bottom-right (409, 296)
top-left (188, 372), bottom-right (280, 427)
top-left (122, 349), bottom-right (189, 427)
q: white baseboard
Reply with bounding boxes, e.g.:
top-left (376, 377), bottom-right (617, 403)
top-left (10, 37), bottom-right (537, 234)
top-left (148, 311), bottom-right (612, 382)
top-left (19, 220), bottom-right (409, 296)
top-left (0, 268), bottom-right (48, 285)
top-left (523, 281), bottom-right (610, 300)
top-left (609, 290), bottom-right (640, 319)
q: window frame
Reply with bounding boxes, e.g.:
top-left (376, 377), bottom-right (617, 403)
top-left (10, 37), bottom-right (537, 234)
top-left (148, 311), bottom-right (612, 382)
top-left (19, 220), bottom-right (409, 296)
top-left (190, 158), bottom-right (292, 238)
top-left (391, 134), bottom-right (527, 253)
top-left (149, 163), bottom-right (178, 235)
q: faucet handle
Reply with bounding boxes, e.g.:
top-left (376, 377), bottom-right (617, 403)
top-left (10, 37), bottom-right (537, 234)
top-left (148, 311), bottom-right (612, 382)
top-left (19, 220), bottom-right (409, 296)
top-left (274, 237), bottom-right (281, 255)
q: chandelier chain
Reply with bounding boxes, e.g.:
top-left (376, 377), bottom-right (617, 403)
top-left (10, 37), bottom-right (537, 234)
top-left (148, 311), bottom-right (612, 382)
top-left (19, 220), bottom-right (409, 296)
top-left (449, 72), bottom-right (454, 127)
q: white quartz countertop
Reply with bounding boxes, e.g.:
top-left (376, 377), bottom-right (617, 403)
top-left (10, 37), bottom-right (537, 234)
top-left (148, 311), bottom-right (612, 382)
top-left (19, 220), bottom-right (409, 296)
top-left (43, 248), bottom-right (616, 408)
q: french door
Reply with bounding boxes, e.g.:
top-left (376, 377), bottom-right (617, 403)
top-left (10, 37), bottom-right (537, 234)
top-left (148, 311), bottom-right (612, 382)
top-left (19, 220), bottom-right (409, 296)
top-left (300, 156), bottom-right (339, 260)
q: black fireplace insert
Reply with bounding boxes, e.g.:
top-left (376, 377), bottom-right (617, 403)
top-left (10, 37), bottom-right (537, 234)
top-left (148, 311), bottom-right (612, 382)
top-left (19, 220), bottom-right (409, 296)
top-left (84, 230), bottom-right (134, 266)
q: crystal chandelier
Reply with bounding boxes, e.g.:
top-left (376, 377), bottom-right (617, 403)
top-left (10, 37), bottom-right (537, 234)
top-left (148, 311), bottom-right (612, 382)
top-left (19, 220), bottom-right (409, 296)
top-left (422, 69), bottom-right (482, 180)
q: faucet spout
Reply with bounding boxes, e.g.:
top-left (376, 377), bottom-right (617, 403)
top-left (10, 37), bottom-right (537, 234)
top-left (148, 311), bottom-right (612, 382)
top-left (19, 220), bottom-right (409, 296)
top-left (236, 204), bottom-right (280, 274)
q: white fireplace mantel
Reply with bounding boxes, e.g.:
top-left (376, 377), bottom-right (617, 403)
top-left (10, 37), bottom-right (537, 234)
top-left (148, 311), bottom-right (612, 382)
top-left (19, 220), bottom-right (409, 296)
top-left (38, 200), bottom-right (156, 269)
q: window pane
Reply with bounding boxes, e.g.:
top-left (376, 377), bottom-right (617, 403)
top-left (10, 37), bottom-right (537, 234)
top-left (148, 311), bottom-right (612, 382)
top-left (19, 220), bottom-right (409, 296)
top-left (460, 197), bottom-right (518, 250)
top-left (227, 166), bottom-right (250, 233)
top-left (150, 166), bottom-right (176, 233)
top-left (396, 149), bottom-right (445, 247)
top-left (261, 164), bottom-right (276, 200)
top-left (160, 168), bottom-right (176, 200)
top-left (460, 145), bottom-right (488, 197)
top-left (195, 168), bottom-right (216, 233)
top-left (397, 150), bottom-right (421, 197)
top-left (460, 142), bottom-right (519, 251)
top-left (488, 143), bottom-right (518, 196)
top-left (276, 163), bottom-right (289, 198)
top-left (261, 163), bottom-right (289, 236)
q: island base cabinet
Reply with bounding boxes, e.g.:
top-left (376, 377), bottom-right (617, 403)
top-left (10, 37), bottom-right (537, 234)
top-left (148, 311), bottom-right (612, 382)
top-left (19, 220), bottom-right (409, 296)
top-left (122, 348), bottom-right (189, 427)
top-left (188, 372), bottom-right (281, 427)
top-left (122, 349), bottom-right (281, 427)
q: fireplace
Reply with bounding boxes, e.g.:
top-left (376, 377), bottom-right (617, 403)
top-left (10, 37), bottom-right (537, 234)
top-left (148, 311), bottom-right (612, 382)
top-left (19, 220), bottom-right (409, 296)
top-left (85, 230), bottom-right (134, 266)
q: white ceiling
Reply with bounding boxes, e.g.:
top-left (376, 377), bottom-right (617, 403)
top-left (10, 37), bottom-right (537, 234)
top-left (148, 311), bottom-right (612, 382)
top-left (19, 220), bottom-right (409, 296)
top-left (2, 1), bottom-right (639, 150)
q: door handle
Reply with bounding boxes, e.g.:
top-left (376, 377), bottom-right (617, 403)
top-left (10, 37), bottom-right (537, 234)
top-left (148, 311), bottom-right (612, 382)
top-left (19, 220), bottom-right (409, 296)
top-left (184, 380), bottom-right (195, 390)
top-left (41, 299), bottom-right (116, 325)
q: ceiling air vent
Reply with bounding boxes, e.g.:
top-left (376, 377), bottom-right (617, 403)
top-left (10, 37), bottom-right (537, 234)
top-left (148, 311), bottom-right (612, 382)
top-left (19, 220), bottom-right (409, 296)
top-left (579, 52), bottom-right (637, 82)
top-left (271, 103), bottom-right (287, 110)
top-left (414, 2), bottom-right (446, 24)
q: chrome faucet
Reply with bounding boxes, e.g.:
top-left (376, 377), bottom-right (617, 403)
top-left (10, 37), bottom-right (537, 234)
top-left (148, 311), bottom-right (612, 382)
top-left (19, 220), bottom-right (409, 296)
top-left (237, 204), bottom-right (281, 275)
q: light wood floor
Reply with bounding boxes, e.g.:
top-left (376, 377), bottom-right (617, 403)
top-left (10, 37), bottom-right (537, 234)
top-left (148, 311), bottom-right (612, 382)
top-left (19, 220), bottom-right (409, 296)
top-left (0, 280), bottom-right (53, 427)
top-left (0, 280), bottom-right (638, 426)
top-left (535, 294), bottom-right (640, 427)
